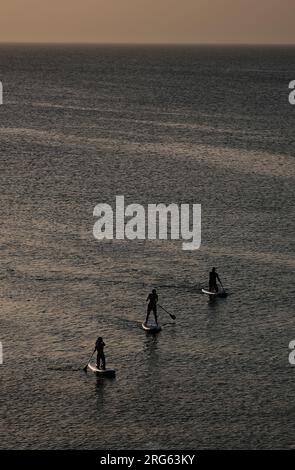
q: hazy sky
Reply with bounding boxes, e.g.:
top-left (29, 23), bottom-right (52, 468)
top-left (1, 0), bottom-right (294, 44)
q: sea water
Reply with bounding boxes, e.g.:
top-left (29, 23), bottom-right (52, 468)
top-left (0, 45), bottom-right (294, 449)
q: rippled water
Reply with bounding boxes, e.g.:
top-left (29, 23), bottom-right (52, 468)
top-left (0, 45), bottom-right (295, 449)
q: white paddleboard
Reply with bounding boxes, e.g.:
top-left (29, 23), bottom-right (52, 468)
top-left (87, 363), bottom-right (116, 377)
top-left (202, 288), bottom-right (218, 296)
top-left (142, 321), bottom-right (162, 333)
top-left (202, 288), bottom-right (227, 297)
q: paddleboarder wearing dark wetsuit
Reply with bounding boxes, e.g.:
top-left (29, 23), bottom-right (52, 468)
top-left (95, 337), bottom-right (106, 370)
top-left (209, 267), bottom-right (222, 292)
top-left (145, 289), bottom-right (159, 326)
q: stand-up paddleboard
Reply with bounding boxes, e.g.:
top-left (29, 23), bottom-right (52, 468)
top-left (142, 321), bottom-right (162, 333)
top-left (202, 288), bottom-right (218, 296)
top-left (202, 288), bottom-right (227, 297)
top-left (87, 363), bottom-right (116, 377)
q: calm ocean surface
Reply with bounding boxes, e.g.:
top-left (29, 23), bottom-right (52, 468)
top-left (0, 45), bottom-right (294, 449)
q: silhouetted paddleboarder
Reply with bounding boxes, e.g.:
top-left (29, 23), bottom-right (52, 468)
top-left (95, 337), bottom-right (106, 370)
top-left (145, 289), bottom-right (159, 326)
top-left (209, 267), bottom-right (223, 293)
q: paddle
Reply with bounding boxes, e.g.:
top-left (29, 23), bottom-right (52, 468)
top-left (158, 304), bottom-right (176, 320)
top-left (83, 349), bottom-right (95, 372)
top-left (219, 280), bottom-right (226, 294)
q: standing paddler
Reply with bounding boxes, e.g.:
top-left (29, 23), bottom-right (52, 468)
top-left (144, 289), bottom-right (159, 326)
top-left (209, 267), bottom-right (223, 293)
top-left (95, 336), bottom-right (106, 370)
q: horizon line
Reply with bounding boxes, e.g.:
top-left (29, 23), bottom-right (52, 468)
top-left (0, 41), bottom-right (294, 47)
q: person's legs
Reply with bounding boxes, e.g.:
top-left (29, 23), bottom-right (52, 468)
top-left (153, 307), bottom-right (158, 325)
top-left (96, 353), bottom-right (101, 368)
top-left (145, 306), bottom-right (151, 324)
top-left (101, 353), bottom-right (106, 370)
